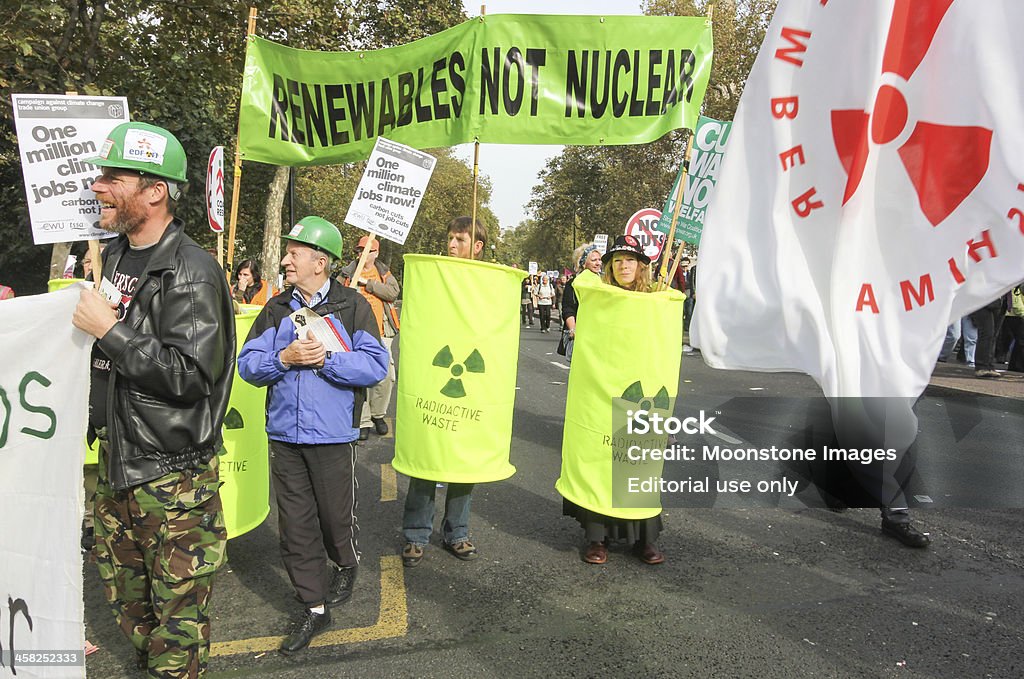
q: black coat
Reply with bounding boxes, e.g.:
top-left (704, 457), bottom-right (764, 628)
top-left (97, 220), bottom-right (236, 490)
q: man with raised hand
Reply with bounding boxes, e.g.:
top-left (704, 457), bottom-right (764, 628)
top-left (340, 235), bottom-right (401, 440)
top-left (238, 216), bottom-right (388, 655)
top-left (72, 121), bottom-right (235, 678)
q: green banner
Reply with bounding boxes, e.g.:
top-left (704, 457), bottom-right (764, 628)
top-left (219, 305), bottom-right (270, 539)
top-left (393, 255), bottom-right (525, 483)
top-left (555, 272), bottom-right (684, 520)
top-left (239, 14), bottom-right (713, 166)
top-left (657, 115), bottom-right (732, 246)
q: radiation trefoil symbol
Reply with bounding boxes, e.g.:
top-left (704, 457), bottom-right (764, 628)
top-left (830, 0), bottom-right (992, 227)
top-left (620, 381), bottom-right (671, 412)
top-left (433, 346), bottom-right (485, 398)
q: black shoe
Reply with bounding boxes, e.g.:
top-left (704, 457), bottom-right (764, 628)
top-left (881, 519), bottom-right (931, 548)
top-left (279, 607), bottom-right (332, 655)
top-left (372, 417), bottom-right (389, 435)
top-left (358, 427), bottom-right (370, 441)
top-left (327, 565), bottom-right (357, 606)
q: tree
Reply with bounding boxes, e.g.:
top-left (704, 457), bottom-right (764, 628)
top-left (0, 0), bottom-right (468, 294)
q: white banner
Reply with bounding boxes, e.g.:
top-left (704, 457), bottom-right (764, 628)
top-left (11, 95), bottom-right (129, 245)
top-left (344, 136), bottom-right (436, 245)
top-left (0, 286), bottom-right (91, 678)
top-left (692, 0), bottom-right (1024, 397)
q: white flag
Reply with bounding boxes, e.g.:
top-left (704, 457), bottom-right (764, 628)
top-left (0, 286), bottom-right (92, 678)
top-left (692, 0), bottom-right (1024, 397)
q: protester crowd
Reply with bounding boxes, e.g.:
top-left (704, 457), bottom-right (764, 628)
top-left (61, 121), bottom-right (1024, 678)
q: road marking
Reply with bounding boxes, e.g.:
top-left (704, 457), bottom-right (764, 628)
top-left (210, 555), bottom-right (408, 656)
top-left (380, 463), bottom-right (397, 502)
top-left (550, 381), bottom-right (566, 385)
top-left (709, 429), bottom-right (743, 445)
top-left (550, 361), bottom-right (570, 370)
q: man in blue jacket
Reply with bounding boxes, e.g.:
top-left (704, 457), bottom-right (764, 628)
top-left (238, 216), bottom-right (388, 654)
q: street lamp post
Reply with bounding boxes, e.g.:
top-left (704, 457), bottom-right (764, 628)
top-left (491, 244), bottom-right (496, 262)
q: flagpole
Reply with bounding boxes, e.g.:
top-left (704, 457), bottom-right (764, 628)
top-left (658, 134), bottom-right (694, 289)
top-left (469, 4), bottom-right (485, 255)
top-left (348, 233), bottom-right (376, 288)
top-left (225, 6), bottom-right (258, 278)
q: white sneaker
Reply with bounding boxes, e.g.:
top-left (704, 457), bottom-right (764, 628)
top-left (682, 344), bottom-right (693, 353)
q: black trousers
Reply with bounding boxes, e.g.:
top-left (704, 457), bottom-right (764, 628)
top-left (270, 440), bottom-right (359, 606)
top-left (539, 304), bottom-right (552, 330)
top-left (969, 307), bottom-right (1002, 371)
top-left (1005, 316), bottom-right (1024, 372)
top-left (521, 302), bottom-right (534, 324)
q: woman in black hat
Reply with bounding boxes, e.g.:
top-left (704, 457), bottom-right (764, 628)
top-left (601, 234), bottom-right (652, 292)
top-left (563, 234), bottom-right (665, 566)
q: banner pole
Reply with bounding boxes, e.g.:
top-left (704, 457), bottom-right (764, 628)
top-left (64, 89), bottom-right (105, 289)
top-left (658, 133), bottom-right (695, 290)
top-left (88, 239), bottom-right (102, 290)
top-left (469, 5), bottom-right (485, 256)
top-left (348, 233), bottom-right (376, 288)
top-left (225, 6), bottom-right (258, 279)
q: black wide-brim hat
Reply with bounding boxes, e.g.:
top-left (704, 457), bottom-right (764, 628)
top-left (601, 234), bottom-right (651, 265)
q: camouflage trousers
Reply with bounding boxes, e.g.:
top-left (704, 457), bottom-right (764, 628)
top-left (94, 444), bottom-right (226, 678)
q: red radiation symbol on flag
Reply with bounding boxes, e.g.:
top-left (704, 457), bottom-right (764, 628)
top-left (830, 0), bottom-right (992, 226)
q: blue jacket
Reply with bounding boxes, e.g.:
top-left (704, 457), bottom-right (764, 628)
top-left (238, 280), bottom-right (389, 444)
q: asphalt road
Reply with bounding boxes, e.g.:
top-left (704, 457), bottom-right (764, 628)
top-left (84, 325), bottom-right (1024, 678)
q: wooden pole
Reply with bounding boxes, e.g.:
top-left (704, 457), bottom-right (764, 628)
top-left (658, 133), bottom-right (695, 290)
top-left (470, 141), bottom-right (480, 256)
top-left (348, 233), bottom-right (376, 288)
top-left (88, 239), bottom-right (103, 289)
top-left (225, 6), bottom-right (258, 277)
top-left (469, 4), bottom-right (485, 258)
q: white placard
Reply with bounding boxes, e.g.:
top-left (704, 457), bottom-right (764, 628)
top-left (593, 233), bottom-right (608, 254)
top-left (528, 262), bottom-right (538, 275)
top-left (11, 94), bottom-right (130, 245)
top-left (289, 307), bottom-right (349, 352)
top-left (206, 146), bottom-right (225, 233)
top-left (0, 285), bottom-right (91, 678)
top-left (344, 137), bottom-right (436, 245)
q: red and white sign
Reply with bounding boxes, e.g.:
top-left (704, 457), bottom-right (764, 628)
top-left (692, 0), bottom-right (1024, 398)
top-left (624, 208), bottom-right (664, 261)
top-left (206, 146), bottom-right (225, 233)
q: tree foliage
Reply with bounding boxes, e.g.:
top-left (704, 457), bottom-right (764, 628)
top-left (0, 0), bottom-right (468, 294)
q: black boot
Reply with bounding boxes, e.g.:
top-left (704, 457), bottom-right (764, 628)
top-left (279, 607), bottom-right (332, 655)
top-left (881, 517), bottom-right (931, 548)
top-left (327, 565), bottom-right (357, 605)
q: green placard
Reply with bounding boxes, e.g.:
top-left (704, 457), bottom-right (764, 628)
top-left (239, 14), bottom-right (713, 165)
top-left (657, 114), bottom-right (732, 246)
top-left (555, 271), bottom-right (683, 520)
top-left (393, 255), bottom-right (526, 483)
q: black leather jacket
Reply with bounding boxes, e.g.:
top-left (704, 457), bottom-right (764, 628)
top-left (96, 220), bottom-right (236, 491)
